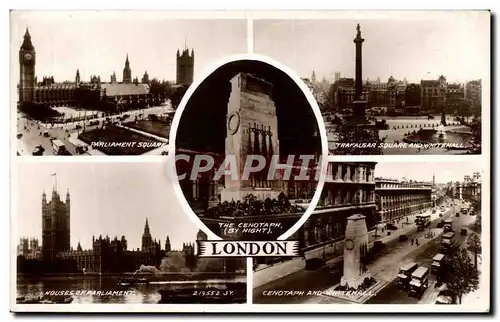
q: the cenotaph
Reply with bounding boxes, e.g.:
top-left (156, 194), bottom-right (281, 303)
top-left (221, 72), bottom-right (283, 202)
top-left (341, 213), bottom-right (371, 289)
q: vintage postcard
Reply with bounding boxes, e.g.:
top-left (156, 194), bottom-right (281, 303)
top-left (10, 10), bottom-right (491, 314)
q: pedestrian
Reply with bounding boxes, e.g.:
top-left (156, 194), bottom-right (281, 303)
top-left (416, 239), bottom-right (419, 246)
top-left (411, 238), bottom-right (414, 246)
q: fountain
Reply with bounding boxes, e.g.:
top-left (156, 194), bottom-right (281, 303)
top-left (404, 124), bottom-right (473, 149)
top-left (437, 124), bottom-right (446, 139)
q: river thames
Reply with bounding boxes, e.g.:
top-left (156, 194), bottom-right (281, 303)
top-left (17, 275), bottom-right (246, 304)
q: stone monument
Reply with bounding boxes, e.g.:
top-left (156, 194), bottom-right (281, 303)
top-left (341, 213), bottom-right (371, 289)
top-left (350, 23), bottom-right (369, 123)
top-left (221, 72), bottom-right (283, 202)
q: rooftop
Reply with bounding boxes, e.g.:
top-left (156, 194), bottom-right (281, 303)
top-left (101, 83), bottom-right (150, 96)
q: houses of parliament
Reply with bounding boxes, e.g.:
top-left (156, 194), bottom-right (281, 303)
top-left (18, 28), bottom-right (194, 109)
top-left (17, 184), bottom-right (198, 274)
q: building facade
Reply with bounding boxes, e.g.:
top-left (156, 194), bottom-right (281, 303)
top-left (333, 78), bottom-right (370, 111)
top-left (334, 76), bottom-right (409, 112)
top-left (375, 178), bottom-right (433, 223)
top-left (446, 83), bottom-right (465, 115)
top-left (18, 29), bottom-right (157, 109)
top-left (58, 218), bottom-right (170, 274)
top-left (420, 75), bottom-right (447, 113)
top-left (42, 188), bottom-right (71, 263)
top-left (462, 172), bottom-right (481, 203)
top-left (176, 48), bottom-right (194, 85)
top-left (58, 234), bottom-right (166, 274)
top-left (299, 162), bottom-right (377, 251)
top-left (404, 83), bottom-right (422, 114)
top-left (466, 80), bottom-right (482, 117)
top-left (368, 80), bottom-right (388, 108)
top-left (17, 237), bottom-right (42, 260)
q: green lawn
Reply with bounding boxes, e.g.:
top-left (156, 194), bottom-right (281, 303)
top-left (125, 119), bottom-right (170, 139)
top-left (79, 126), bottom-right (163, 155)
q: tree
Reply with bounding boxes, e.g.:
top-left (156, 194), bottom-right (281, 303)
top-left (467, 232), bottom-right (482, 271)
top-left (333, 123), bottom-right (384, 155)
top-left (459, 99), bottom-right (473, 123)
top-left (470, 119), bottom-right (481, 149)
top-left (159, 252), bottom-right (187, 272)
top-left (474, 213), bottom-right (482, 233)
top-left (170, 85), bottom-right (189, 110)
top-left (18, 101), bottom-right (63, 121)
top-left (323, 83), bottom-right (337, 113)
top-left (440, 244), bottom-right (479, 304)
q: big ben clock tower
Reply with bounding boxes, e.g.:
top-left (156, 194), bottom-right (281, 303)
top-left (19, 28), bottom-right (36, 103)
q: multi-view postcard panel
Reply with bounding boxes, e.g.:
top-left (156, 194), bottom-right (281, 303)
top-left (11, 10), bottom-right (490, 314)
top-left (254, 16), bottom-right (487, 156)
top-left (14, 162), bottom-right (247, 305)
top-left (253, 161), bottom-right (485, 305)
top-left (13, 11), bottom-right (247, 156)
top-left (173, 59), bottom-right (325, 242)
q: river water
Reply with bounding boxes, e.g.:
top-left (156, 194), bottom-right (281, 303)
top-left (17, 275), bottom-right (245, 304)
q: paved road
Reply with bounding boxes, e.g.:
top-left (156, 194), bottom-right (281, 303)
top-left (17, 117), bottom-right (81, 156)
top-left (16, 105), bottom-right (172, 156)
top-left (367, 209), bottom-right (476, 304)
top-left (253, 200), bottom-right (470, 304)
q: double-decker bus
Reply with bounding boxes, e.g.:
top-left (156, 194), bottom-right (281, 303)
top-left (441, 232), bottom-right (456, 252)
top-left (416, 214), bottom-right (431, 231)
top-left (443, 219), bottom-right (453, 232)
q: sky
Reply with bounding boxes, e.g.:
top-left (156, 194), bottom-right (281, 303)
top-left (11, 11), bottom-right (247, 83)
top-left (254, 12), bottom-right (490, 83)
top-left (374, 161), bottom-right (482, 184)
top-left (15, 161), bottom-right (199, 251)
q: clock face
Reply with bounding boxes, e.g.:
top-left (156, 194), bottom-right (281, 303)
top-left (24, 53), bottom-right (33, 61)
top-left (345, 238), bottom-right (355, 250)
top-left (227, 112), bottom-right (240, 135)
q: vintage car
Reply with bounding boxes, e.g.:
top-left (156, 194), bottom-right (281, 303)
top-left (435, 288), bottom-right (457, 304)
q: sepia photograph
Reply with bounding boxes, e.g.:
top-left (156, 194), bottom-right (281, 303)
top-left (12, 161), bottom-right (246, 309)
top-left (254, 12), bottom-right (489, 155)
top-left (253, 160), bottom-right (487, 309)
top-left (171, 57), bottom-right (328, 241)
top-left (8, 9), bottom-right (493, 315)
top-left (12, 11), bottom-right (247, 156)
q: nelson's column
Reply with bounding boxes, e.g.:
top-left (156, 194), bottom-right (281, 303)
top-left (352, 23), bottom-right (368, 122)
top-left (336, 24), bottom-right (382, 155)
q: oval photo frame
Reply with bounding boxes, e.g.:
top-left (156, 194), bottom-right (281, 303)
top-left (167, 53), bottom-right (329, 241)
